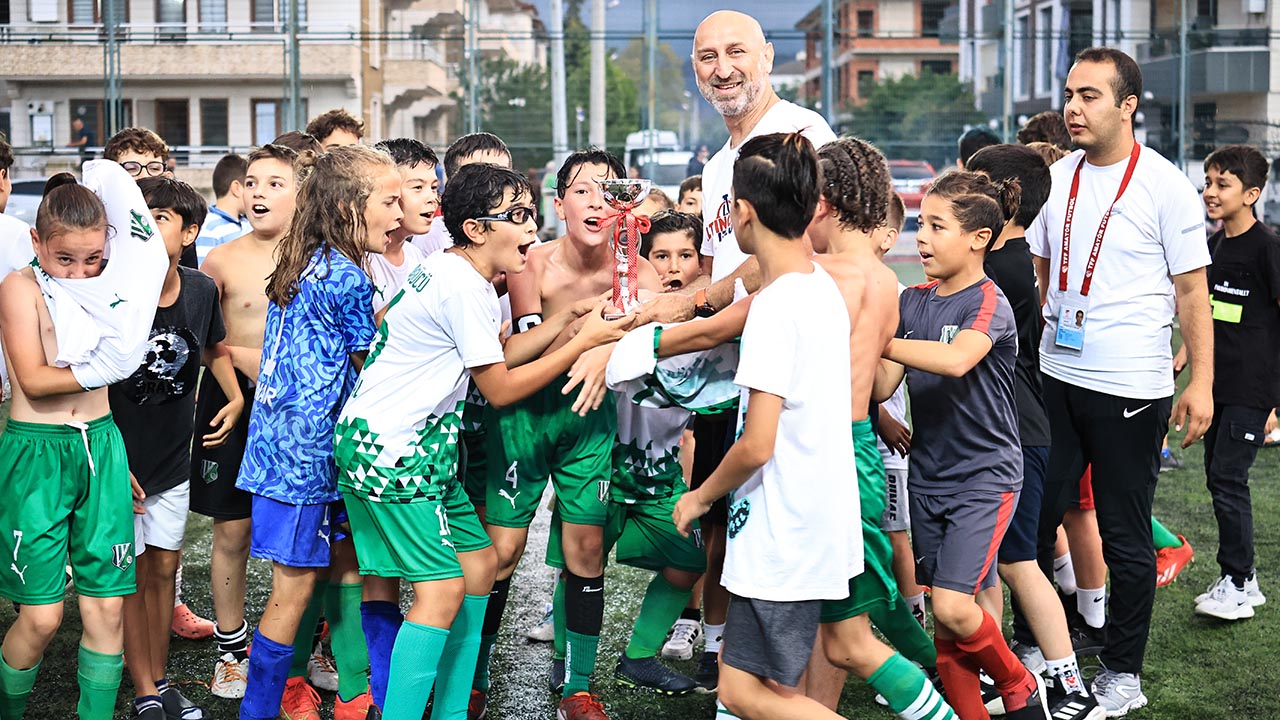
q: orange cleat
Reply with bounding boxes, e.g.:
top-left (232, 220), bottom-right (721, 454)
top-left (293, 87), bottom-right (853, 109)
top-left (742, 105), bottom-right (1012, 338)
top-left (557, 692), bottom-right (609, 720)
top-left (335, 690), bottom-right (375, 720)
top-left (280, 676), bottom-right (322, 720)
top-left (1156, 535), bottom-right (1194, 587)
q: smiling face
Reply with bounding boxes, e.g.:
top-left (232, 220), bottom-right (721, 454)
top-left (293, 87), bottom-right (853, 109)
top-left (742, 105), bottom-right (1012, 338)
top-left (150, 206), bottom-right (198, 262)
top-left (362, 170), bottom-right (404, 255)
top-left (646, 231), bottom-right (701, 291)
top-left (31, 225), bottom-right (108, 279)
top-left (554, 162), bottom-right (615, 250)
top-left (916, 193), bottom-right (986, 280)
top-left (1203, 166), bottom-right (1260, 224)
top-left (1063, 60), bottom-right (1135, 156)
top-left (243, 157), bottom-right (298, 240)
top-left (692, 11), bottom-right (774, 118)
top-left (395, 161), bottom-right (440, 237)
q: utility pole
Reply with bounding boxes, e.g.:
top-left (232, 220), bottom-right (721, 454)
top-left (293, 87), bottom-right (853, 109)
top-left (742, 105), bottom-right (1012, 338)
top-left (551, 0), bottom-right (570, 167)
top-left (589, 0), bottom-right (606, 147)
top-left (1177, 0), bottom-right (1189, 171)
top-left (1001, 0), bottom-right (1014, 141)
top-left (645, 0), bottom-right (657, 176)
top-left (821, 0), bottom-right (834, 126)
top-left (467, 0), bottom-right (480, 133)
top-left (103, 0), bottom-right (122, 135)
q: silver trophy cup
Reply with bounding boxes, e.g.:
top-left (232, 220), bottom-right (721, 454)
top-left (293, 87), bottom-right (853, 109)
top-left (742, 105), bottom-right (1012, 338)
top-left (595, 178), bottom-right (651, 314)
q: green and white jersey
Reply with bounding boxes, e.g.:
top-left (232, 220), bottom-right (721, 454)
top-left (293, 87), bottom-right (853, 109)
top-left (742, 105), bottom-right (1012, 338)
top-left (611, 394), bottom-right (690, 504)
top-left (336, 252), bottom-right (505, 503)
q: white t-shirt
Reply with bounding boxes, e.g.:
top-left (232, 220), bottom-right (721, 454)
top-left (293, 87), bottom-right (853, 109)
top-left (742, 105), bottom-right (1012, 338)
top-left (368, 240), bottom-right (428, 313)
top-left (877, 282), bottom-right (910, 471)
top-left (702, 101), bottom-right (836, 282)
top-left (416, 216), bottom-right (453, 256)
top-left (1028, 145), bottom-right (1210, 399)
top-left (337, 251), bottom-right (505, 502)
top-left (723, 263), bottom-right (861, 602)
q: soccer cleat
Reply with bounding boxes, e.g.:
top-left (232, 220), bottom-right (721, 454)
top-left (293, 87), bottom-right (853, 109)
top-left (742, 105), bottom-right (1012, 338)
top-left (334, 691), bottom-right (375, 720)
top-left (307, 643), bottom-right (339, 692)
top-left (694, 650), bottom-right (719, 693)
top-left (1197, 573), bottom-right (1266, 608)
top-left (1001, 670), bottom-right (1050, 720)
top-left (1195, 578), bottom-right (1255, 620)
top-left (1044, 673), bottom-right (1105, 720)
top-left (1158, 448), bottom-right (1183, 472)
top-left (557, 692), bottom-right (610, 720)
top-left (210, 653), bottom-right (249, 699)
top-left (468, 689), bottom-right (487, 720)
top-left (1155, 535), bottom-right (1193, 587)
top-left (1011, 640), bottom-right (1047, 675)
top-left (614, 655), bottom-right (697, 696)
top-left (1068, 621), bottom-right (1106, 657)
top-left (280, 676), bottom-right (323, 720)
top-left (526, 602), bottom-right (555, 643)
top-left (1091, 668), bottom-right (1147, 717)
top-left (171, 603), bottom-right (216, 640)
top-left (550, 658), bottom-right (567, 695)
top-left (160, 685), bottom-right (204, 720)
top-left (980, 672), bottom-right (1005, 716)
top-left (660, 619), bottom-right (703, 661)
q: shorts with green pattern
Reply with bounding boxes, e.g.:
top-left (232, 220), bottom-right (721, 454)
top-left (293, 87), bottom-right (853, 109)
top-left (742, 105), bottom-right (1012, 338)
top-left (0, 415), bottom-right (136, 605)
top-left (821, 418), bottom-right (901, 624)
top-left (546, 489), bottom-right (706, 574)
top-left (344, 480), bottom-right (491, 582)
top-left (461, 401), bottom-right (503, 507)
top-left (487, 375), bottom-right (615, 528)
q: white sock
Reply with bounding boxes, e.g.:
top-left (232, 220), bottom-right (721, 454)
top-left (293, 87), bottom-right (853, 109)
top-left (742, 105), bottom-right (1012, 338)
top-left (1054, 552), bottom-right (1077, 595)
top-left (173, 561), bottom-right (184, 607)
top-left (1045, 653), bottom-right (1087, 696)
top-left (1077, 586), bottom-right (1106, 628)
top-left (703, 623), bottom-right (725, 654)
top-left (905, 592), bottom-right (927, 627)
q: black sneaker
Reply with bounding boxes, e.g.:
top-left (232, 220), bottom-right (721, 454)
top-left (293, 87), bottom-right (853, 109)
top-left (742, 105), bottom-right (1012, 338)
top-left (160, 686), bottom-right (204, 720)
top-left (1068, 621), bottom-right (1106, 657)
top-left (549, 657), bottom-right (566, 695)
top-left (614, 655), bottom-right (697, 696)
top-left (1044, 674), bottom-right (1105, 720)
top-left (1002, 671), bottom-right (1050, 720)
top-left (980, 672), bottom-right (1005, 716)
top-left (694, 651), bottom-right (719, 693)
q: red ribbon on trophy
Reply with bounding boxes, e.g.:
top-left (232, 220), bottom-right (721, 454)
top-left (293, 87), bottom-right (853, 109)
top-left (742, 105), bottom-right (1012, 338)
top-left (600, 209), bottom-right (651, 312)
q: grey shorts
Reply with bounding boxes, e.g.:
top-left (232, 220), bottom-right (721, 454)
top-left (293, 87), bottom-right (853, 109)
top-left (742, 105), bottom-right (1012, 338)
top-left (882, 466), bottom-right (911, 532)
top-left (722, 594), bottom-right (821, 687)
top-left (910, 489), bottom-right (1018, 595)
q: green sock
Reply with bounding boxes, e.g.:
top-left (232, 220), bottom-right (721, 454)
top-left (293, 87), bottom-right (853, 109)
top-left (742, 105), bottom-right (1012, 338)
top-left (564, 630), bottom-right (600, 695)
top-left (326, 582), bottom-right (371, 702)
top-left (473, 634), bottom-right (497, 692)
top-left (430, 594), bottom-right (488, 720)
top-left (382, 621), bottom-right (449, 720)
top-left (552, 576), bottom-right (566, 661)
top-left (289, 580), bottom-right (329, 678)
top-left (625, 574), bottom-right (692, 659)
top-left (866, 652), bottom-right (956, 720)
top-left (1152, 517), bottom-right (1182, 550)
top-left (76, 645), bottom-right (123, 720)
top-left (0, 654), bottom-right (39, 719)
top-left (870, 595), bottom-right (938, 668)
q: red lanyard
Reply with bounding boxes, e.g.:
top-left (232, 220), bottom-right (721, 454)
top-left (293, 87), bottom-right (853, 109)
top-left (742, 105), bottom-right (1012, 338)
top-left (1059, 142), bottom-right (1142, 296)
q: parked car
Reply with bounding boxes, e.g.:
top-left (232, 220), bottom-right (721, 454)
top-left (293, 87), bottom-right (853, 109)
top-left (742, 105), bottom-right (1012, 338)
top-left (888, 160), bottom-right (936, 210)
top-left (4, 179), bottom-right (49, 225)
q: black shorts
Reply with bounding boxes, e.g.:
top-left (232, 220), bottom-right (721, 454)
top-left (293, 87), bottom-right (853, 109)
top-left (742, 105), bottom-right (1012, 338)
top-left (722, 594), bottom-right (820, 687)
top-left (190, 370), bottom-right (255, 520)
top-left (999, 446), bottom-right (1049, 563)
top-left (691, 410), bottom-right (736, 526)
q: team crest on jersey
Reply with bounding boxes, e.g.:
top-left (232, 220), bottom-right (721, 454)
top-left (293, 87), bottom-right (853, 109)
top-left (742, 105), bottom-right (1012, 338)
top-left (727, 497), bottom-right (750, 539)
top-left (939, 325), bottom-right (960, 344)
top-left (691, 527), bottom-right (704, 550)
top-left (705, 193), bottom-right (733, 249)
top-left (202, 460), bottom-right (219, 484)
top-left (597, 479), bottom-right (610, 504)
top-left (112, 542), bottom-right (134, 572)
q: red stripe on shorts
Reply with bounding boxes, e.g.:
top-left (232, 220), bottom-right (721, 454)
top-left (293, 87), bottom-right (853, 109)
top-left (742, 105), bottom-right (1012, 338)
top-left (974, 491), bottom-right (1017, 594)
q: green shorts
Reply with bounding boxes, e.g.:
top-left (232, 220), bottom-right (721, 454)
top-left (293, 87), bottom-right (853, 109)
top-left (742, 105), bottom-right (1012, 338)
top-left (546, 490), bottom-right (706, 574)
top-left (821, 418), bottom-right (901, 624)
top-left (461, 401), bottom-right (502, 507)
top-left (487, 375), bottom-right (615, 528)
top-left (0, 415), bottom-right (136, 605)
top-left (344, 480), bottom-right (492, 583)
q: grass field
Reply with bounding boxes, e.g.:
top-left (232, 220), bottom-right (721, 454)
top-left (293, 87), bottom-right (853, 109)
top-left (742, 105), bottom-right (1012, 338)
top-left (8, 257), bottom-right (1280, 718)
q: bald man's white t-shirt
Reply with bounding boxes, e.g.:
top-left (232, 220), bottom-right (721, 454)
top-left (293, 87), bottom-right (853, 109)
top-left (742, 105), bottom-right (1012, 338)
top-left (701, 100), bottom-right (836, 282)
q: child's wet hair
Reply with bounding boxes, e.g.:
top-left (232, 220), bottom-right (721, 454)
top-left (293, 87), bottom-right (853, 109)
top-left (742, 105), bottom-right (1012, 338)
top-left (556, 148), bottom-right (625, 198)
top-left (441, 163), bottom-right (534, 248)
top-left (640, 210), bottom-right (702, 258)
top-left (35, 173), bottom-right (108, 243)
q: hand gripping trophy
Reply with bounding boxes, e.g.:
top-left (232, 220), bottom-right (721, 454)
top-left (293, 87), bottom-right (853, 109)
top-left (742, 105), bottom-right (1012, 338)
top-left (596, 178), bottom-right (651, 316)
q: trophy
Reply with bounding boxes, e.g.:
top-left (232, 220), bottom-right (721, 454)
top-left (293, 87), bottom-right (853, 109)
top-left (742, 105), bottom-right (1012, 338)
top-left (596, 178), bottom-right (652, 316)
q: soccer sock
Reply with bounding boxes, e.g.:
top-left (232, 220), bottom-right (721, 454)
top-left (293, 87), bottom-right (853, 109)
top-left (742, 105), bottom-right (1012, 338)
top-left (0, 654), bottom-right (39, 719)
top-left (430, 594), bottom-right (488, 720)
top-left (326, 583), bottom-right (371, 702)
top-left (361, 600), bottom-right (404, 708)
top-left (552, 574), bottom-right (567, 660)
top-left (1044, 653), bottom-right (1087, 696)
top-left (955, 611), bottom-right (1034, 706)
top-left (1077, 586), bottom-right (1106, 629)
top-left (866, 652), bottom-right (957, 720)
top-left (173, 561), bottom-right (184, 607)
top-left (473, 577), bottom-right (510, 692)
top-left (703, 623), bottom-right (725, 654)
top-left (932, 637), bottom-right (985, 719)
top-left (870, 595), bottom-right (938, 668)
top-left (76, 645), bottom-right (123, 720)
top-left (625, 574), bottom-right (692, 659)
top-left (382, 621), bottom-right (449, 720)
top-left (215, 619), bottom-right (250, 662)
top-left (289, 580), bottom-right (329, 678)
top-left (134, 694), bottom-right (163, 715)
top-left (240, 629), bottom-right (294, 720)
top-left (563, 571), bottom-right (605, 695)
top-left (1151, 517), bottom-right (1182, 550)
top-left (905, 593), bottom-right (927, 628)
top-left (680, 606), bottom-right (702, 622)
top-left (1053, 552), bottom-right (1078, 595)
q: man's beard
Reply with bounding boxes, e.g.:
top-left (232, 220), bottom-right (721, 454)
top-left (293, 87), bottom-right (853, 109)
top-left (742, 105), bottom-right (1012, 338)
top-left (698, 68), bottom-right (765, 118)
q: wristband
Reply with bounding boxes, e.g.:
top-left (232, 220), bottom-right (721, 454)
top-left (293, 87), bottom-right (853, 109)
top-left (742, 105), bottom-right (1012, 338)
top-left (653, 325), bottom-right (664, 359)
top-left (694, 288), bottom-right (716, 318)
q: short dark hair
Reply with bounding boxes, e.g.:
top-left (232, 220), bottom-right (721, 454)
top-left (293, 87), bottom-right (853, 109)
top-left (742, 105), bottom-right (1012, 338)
top-left (644, 187), bottom-right (674, 211)
top-left (958, 127), bottom-right (1001, 167)
top-left (441, 163), bottom-right (534, 248)
top-left (444, 132), bottom-right (511, 179)
top-left (641, 210), bottom-right (702, 258)
top-left (1205, 144), bottom-right (1269, 193)
top-left (104, 127), bottom-right (169, 163)
top-left (271, 131), bottom-right (322, 155)
top-left (305, 108), bottom-right (364, 144)
top-left (887, 193), bottom-right (906, 232)
top-left (732, 132), bottom-right (820, 240)
top-left (817, 136), bottom-right (892, 234)
top-left (211, 153), bottom-right (249, 198)
top-left (1074, 47), bottom-right (1143, 107)
top-left (374, 138), bottom-right (440, 170)
top-left (678, 174), bottom-right (702, 200)
top-left (1016, 111), bottom-right (1072, 150)
top-left (926, 170), bottom-right (1022, 249)
top-left (0, 131), bottom-right (12, 173)
top-left (965, 144), bottom-right (1052, 229)
top-left (556, 148), bottom-right (625, 198)
top-left (138, 176), bottom-right (209, 230)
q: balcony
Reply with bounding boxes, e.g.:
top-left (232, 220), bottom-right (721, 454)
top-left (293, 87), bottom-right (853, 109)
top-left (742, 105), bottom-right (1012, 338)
top-left (1137, 29), bottom-right (1270, 97)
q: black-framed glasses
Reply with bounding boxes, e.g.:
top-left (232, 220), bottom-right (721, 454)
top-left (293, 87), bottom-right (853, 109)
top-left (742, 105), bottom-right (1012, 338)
top-left (476, 206), bottom-right (537, 225)
top-left (120, 160), bottom-right (166, 178)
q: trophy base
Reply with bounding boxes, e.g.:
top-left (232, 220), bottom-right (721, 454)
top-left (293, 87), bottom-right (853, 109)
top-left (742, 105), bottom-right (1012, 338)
top-left (604, 313), bottom-right (628, 321)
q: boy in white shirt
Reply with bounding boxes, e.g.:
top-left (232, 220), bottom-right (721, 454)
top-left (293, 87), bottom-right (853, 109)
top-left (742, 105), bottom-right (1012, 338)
top-left (368, 139), bottom-right (440, 323)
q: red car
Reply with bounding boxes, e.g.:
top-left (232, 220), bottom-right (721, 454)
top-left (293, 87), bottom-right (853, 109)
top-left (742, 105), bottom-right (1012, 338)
top-left (888, 160), bottom-right (936, 209)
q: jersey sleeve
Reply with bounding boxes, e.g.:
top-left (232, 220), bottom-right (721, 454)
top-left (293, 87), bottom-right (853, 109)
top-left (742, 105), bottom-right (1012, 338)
top-left (962, 282), bottom-right (1014, 344)
top-left (331, 262), bottom-right (377, 353)
top-left (440, 288), bottom-right (505, 369)
top-left (1159, 176), bottom-right (1212, 276)
top-left (733, 292), bottom-right (797, 399)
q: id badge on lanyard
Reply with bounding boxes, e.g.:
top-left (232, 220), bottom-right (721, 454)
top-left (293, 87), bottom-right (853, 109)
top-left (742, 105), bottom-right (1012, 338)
top-left (1053, 143), bottom-right (1141, 354)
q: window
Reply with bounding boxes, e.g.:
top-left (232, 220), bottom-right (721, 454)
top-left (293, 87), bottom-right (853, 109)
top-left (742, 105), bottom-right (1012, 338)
top-left (156, 99), bottom-right (189, 147)
top-left (252, 100), bottom-right (280, 145)
top-left (1, 0), bottom-right (9, 23)
top-left (857, 70), bottom-right (875, 98)
top-left (921, 0), bottom-right (950, 37)
top-left (921, 59), bottom-right (952, 75)
top-left (199, 0), bottom-right (226, 31)
top-left (156, 0), bottom-right (185, 40)
top-left (71, 98), bottom-right (132, 143)
top-left (1196, 0), bottom-right (1217, 25)
top-left (70, 0), bottom-right (127, 25)
top-left (200, 99), bottom-right (229, 146)
top-left (29, 0), bottom-right (58, 21)
top-left (1037, 6), bottom-right (1053, 95)
top-left (252, 0), bottom-right (305, 31)
top-left (1014, 14), bottom-right (1030, 98)
top-left (1067, 1), bottom-right (1093, 61)
top-left (856, 10), bottom-right (874, 38)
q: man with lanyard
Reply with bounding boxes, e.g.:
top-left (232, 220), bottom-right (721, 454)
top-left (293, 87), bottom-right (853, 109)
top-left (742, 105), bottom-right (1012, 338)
top-left (1028, 47), bottom-right (1213, 717)
top-left (638, 9), bottom-right (835, 692)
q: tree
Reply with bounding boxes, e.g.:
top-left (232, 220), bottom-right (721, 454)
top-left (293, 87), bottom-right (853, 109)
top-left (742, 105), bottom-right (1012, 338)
top-left (613, 38), bottom-right (688, 134)
top-left (469, 55), bottom-right (554, 171)
top-left (846, 71), bottom-right (985, 168)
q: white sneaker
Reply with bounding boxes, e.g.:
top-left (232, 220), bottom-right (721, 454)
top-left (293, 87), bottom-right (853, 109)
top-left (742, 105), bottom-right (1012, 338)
top-left (210, 653), bottom-right (249, 699)
top-left (1202, 572), bottom-right (1270, 607)
top-left (526, 602), bottom-right (555, 642)
top-left (660, 619), bottom-right (703, 661)
top-left (1091, 667), bottom-right (1147, 717)
top-left (307, 643), bottom-right (339, 691)
top-left (1195, 578), bottom-right (1255, 620)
